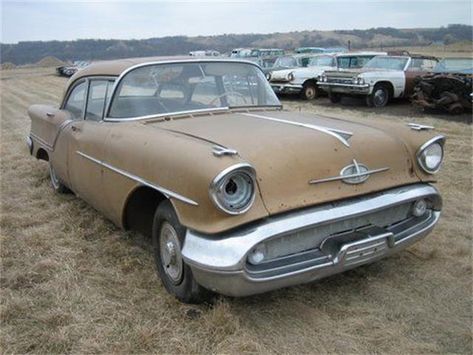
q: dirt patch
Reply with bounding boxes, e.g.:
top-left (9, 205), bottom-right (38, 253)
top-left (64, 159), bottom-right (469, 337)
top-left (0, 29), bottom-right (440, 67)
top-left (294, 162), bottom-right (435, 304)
top-left (0, 67), bottom-right (472, 353)
top-left (35, 56), bottom-right (65, 67)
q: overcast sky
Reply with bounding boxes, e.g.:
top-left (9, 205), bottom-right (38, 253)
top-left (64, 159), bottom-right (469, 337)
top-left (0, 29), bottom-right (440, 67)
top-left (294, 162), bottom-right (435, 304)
top-left (1, 0), bottom-right (471, 43)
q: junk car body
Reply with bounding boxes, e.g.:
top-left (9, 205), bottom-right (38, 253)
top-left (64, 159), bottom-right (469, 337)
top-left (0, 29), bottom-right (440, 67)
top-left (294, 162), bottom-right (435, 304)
top-left (269, 52), bottom-right (385, 100)
top-left (319, 54), bottom-right (439, 107)
top-left (28, 57), bottom-right (444, 303)
top-left (411, 57), bottom-right (473, 115)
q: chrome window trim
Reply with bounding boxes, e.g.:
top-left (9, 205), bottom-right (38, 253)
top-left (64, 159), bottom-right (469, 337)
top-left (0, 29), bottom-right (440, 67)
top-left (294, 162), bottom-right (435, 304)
top-left (104, 107), bottom-right (230, 122)
top-left (75, 151), bottom-right (198, 206)
top-left (61, 75), bottom-right (118, 121)
top-left (103, 59), bottom-right (280, 122)
top-left (416, 135), bottom-right (446, 174)
top-left (209, 163), bottom-right (257, 215)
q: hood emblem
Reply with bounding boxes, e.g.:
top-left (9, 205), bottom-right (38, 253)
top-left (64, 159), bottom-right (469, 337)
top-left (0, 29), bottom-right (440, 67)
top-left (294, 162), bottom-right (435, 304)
top-left (340, 160), bottom-right (371, 184)
top-left (309, 159), bottom-right (389, 185)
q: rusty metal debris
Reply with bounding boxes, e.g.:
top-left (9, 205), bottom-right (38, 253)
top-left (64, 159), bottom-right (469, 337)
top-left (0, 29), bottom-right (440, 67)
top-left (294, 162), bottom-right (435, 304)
top-left (411, 73), bottom-right (472, 116)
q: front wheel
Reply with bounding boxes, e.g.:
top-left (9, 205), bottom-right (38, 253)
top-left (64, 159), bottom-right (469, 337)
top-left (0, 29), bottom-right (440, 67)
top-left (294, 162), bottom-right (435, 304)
top-left (301, 82), bottom-right (318, 100)
top-left (152, 200), bottom-right (211, 304)
top-left (49, 162), bottom-right (70, 193)
top-left (366, 84), bottom-right (390, 107)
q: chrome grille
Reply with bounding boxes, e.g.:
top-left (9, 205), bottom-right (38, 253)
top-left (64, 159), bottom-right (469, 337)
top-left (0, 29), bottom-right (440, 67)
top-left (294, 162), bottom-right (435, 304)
top-left (262, 203), bottom-right (411, 261)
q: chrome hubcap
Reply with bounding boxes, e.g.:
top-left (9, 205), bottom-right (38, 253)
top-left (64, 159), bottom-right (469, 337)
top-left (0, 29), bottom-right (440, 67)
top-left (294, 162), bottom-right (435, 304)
top-left (159, 222), bottom-right (183, 284)
top-left (373, 89), bottom-right (387, 106)
top-left (305, 87), bottom-right (315, 98)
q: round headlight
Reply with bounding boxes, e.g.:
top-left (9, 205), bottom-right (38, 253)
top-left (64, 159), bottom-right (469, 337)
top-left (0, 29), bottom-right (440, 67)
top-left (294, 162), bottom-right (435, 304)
top-left (357, 77), bottom-right (365, 85)
top-left (352, 77), bottom-right (358, 84)
top-left (266, 72), bottom-right (271, 81)
top-left (287, 72), bottom-right (295, 81)
top-left (210, 164), bottom-right (256, 215)
top-left (417, 137), bottom-right (445, 174)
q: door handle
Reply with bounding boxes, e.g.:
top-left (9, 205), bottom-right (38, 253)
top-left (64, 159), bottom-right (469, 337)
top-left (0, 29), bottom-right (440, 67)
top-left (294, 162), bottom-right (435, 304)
top-left (46, 112), bottom-right (55, 117)
top-left (71, 125), bottom-right (81, 132)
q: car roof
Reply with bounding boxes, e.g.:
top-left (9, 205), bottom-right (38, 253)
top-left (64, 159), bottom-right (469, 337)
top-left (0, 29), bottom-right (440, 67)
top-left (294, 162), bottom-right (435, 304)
top-left (69, 56), bottom-right (252, 81)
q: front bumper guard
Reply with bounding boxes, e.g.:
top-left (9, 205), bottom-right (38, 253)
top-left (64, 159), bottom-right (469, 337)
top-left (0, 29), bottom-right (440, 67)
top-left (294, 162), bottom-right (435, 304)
top-left (270, 83), bottom-right (303, 94)
top-left (318, 81), bottom-right (370, 95)
top-left (182, 184), bottom-right (441, 297)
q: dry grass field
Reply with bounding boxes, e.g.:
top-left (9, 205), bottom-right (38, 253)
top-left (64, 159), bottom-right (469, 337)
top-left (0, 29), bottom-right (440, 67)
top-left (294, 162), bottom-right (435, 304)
top-left (1, 67), bottom-right (472, 354)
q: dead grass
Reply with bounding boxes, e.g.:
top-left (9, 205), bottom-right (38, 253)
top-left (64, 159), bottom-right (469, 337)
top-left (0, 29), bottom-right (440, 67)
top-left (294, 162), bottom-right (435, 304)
top-left (1, 67), bottom-right (472, 354)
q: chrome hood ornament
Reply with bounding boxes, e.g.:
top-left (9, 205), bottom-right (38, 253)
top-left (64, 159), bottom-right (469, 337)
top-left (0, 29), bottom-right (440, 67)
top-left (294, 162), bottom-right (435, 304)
top-left (309, 160), bottom-right (389, 185)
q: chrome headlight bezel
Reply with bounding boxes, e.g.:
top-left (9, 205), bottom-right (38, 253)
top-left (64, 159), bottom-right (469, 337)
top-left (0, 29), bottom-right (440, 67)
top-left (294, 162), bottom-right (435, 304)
top-left (209, 163), bottom-right (257, 215)
top-left (357, 77), bottom-right (365, 85)
top-left (266, 72), bottom-right (271, 81)
top-left (287, 72), bottom-right (295, 81)
top-left (416, 136), bottom-right (446, 174)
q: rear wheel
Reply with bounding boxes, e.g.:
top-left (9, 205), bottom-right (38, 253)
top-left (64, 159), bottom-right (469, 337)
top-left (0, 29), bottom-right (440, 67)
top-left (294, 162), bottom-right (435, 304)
top-left (366, 83), bottom-right (390, 107)
top-left (49, 162), bottom-right (69, 193)
top-left (152, 200), bottom-right (211, 304)
top-left (301, 81), bottom-right (318, 100)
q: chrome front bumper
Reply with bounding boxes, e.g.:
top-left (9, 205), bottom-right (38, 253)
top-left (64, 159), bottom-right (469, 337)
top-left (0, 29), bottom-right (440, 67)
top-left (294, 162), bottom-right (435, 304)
top-left (182, 184), bottom-right (442, 297)
top-left (270, 83), bottom-right (303, 94)
top-left (318, 81), bottom-right (370, 95)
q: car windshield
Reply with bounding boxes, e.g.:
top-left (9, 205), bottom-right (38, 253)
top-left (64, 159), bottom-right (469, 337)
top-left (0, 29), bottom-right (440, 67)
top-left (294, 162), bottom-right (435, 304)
top-left (308, 56), bottom-right (334, 67)
top-left (433, 58), bottom-right (473, 74)
top-left (364, 56), bottom-right (408, 70)
top-left (274, 56), bottom-right (298, 68)
top-left (108, 62), bottom-right (281, 118)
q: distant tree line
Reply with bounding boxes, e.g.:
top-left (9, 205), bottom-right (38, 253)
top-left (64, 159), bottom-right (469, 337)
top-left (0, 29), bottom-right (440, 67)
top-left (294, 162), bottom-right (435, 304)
top-left (1, 24), bottom-right (471, 65)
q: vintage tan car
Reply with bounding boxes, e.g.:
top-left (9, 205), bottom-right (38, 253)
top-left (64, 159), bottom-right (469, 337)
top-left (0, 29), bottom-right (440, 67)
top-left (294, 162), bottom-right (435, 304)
top-left (27, 57), bottom-right (445, 303)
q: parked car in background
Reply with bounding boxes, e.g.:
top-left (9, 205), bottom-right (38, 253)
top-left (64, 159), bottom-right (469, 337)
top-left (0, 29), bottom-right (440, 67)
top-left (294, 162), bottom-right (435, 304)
top-left (230, 48), bottom-right (284, 59)
top-left (27, 56), bottom-right (444, 303)
top-left (411, 57), bottom-right (473, 115)
top-left (295, 47), bottom-right (346, 54)
top-left (261, 54), bottom-right (320, 75)
top-left (319, 54), bottom-right (438, 107)
top-left (189, 50), bottom-right (220, 56)
top-left (56, 61), bottom-right (90, 77)
top-left (269, 52), bottom-right (384, 100)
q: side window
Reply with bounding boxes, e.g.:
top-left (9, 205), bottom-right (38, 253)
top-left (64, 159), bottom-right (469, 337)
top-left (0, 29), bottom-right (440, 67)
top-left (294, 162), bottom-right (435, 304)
top-left (64, 81), bottom-right (87, 119)
top-left (85, 80), bottom-right (114, 121)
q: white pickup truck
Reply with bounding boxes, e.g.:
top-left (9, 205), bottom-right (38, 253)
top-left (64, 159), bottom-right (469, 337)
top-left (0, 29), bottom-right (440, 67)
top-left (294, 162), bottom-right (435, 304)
top-left (318, 54), bottom-right (439, 107)
top-left (268, 52), bottom-right (385, 100)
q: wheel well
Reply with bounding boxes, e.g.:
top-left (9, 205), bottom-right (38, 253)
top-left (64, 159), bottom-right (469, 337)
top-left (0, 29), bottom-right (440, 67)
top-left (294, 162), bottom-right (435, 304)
top-left (36, 148), bottom-right (49, 161)
top-left (303, 79), bottom-right (317, 88)
top-left (375, 81), bottom-right (394, 98)
top-left (123, 186), bottom-right (167, 238)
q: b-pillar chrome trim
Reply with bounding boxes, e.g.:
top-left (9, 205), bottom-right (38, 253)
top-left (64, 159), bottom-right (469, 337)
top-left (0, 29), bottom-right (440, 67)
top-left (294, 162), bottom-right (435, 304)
top-left (75, 151), bottom-right (198, 206)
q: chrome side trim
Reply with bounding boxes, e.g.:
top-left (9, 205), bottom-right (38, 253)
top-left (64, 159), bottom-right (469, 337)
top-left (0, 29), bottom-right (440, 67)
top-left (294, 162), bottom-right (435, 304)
top-left (30, 133), bottom-right (53, 151)
top-left (408, 123), bottom-right (435, 131)
top-left (75, 151), bottom-right (198, 206)
top-left (309, 160), bottom-right (390, 185)
top-left (240, 112), bottom-right (352, 147)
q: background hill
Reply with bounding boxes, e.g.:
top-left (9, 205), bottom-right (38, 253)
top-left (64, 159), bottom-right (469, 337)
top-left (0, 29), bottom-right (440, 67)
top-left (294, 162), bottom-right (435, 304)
top-left (1, 24), bottom-right (472, 65)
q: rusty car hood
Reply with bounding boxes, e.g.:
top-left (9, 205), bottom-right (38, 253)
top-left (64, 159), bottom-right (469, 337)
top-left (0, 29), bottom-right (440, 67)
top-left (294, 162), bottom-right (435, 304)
top-left (145, 109), bottom-right (423, 215)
